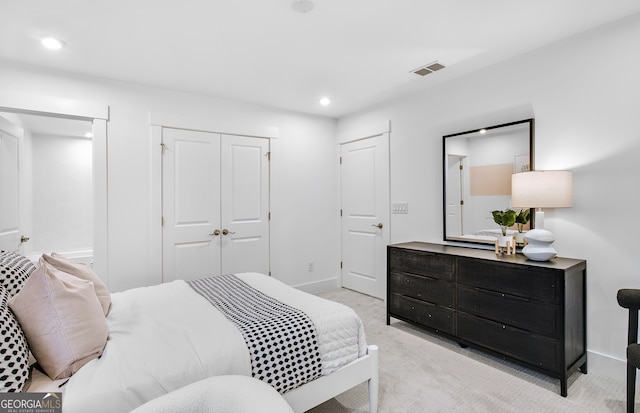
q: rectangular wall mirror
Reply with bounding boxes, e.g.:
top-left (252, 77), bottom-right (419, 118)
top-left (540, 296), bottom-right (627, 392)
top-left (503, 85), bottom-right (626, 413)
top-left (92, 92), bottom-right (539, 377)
top-left (443, 118), bottom-right (534, 245)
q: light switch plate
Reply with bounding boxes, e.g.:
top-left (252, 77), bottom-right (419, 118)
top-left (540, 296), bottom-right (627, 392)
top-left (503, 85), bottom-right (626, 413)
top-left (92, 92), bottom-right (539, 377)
top-left (392, 202), bottom-right (408, 214)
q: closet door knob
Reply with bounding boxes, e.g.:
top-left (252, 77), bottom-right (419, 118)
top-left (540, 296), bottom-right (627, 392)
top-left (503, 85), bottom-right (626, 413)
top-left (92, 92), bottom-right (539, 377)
top-left (210, 229), bottom-right (220, 236)
top-left (222, 229), bottom-right (236, 235)
top-left (371, 223), bottom-right (383, 229)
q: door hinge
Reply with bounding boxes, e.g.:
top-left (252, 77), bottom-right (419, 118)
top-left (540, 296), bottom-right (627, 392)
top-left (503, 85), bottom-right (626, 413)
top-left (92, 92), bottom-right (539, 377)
top-left (161, 143), bottom-right (166, 155)
top-left (161, 216), bottom-right (165, 226)
top-left (460, 200), bottom-right (464, 205)
top-left (340, 261), bottom-right (343, 269)
top-left (340, 209), bottom-right (342, 217)
top-left (268, 212), bottom-right (271, 220)
top-left (269, 271), bottom-right (272, 277)
top-left (340, 156), bottom-right (342, 165)
top-left (266, 151), bottom-right (271, 161)
top-left (459, 164), bottom-right (463, 170)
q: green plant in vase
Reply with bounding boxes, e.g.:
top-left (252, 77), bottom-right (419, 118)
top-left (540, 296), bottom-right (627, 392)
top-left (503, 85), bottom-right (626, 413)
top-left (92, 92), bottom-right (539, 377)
top-left (491, 209), bottom-right (517, 236)
top-left (491, 209), bottom-right (517, 253)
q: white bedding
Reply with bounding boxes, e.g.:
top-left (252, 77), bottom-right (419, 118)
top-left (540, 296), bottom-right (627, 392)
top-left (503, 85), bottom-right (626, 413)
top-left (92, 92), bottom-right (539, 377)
top-left (28, 272), bottom-right (367, 413)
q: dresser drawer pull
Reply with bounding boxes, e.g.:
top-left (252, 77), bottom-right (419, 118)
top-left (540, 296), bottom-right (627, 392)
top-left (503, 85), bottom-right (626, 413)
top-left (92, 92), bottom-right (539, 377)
top-left (393, 271), bottom-right (438, 281)
top-left (474, 287), bottom-right (530, 303)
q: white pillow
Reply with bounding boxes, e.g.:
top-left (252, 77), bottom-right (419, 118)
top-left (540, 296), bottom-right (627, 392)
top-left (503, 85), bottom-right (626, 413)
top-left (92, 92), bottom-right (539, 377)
top-left (8, 262), bottom-right (108, 380)
top-left (41, 253), bottom-right (111, 315)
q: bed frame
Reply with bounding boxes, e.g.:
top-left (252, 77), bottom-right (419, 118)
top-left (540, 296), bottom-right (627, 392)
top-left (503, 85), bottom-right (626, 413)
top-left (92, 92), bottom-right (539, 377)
top-left (283, 344), bottom-right (379, 413)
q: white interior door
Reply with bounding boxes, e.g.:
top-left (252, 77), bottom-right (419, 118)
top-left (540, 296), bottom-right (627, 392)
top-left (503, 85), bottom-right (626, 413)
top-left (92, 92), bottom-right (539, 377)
top-left (0, 122), bottom-right (21, 252)
top-left (220, 135), bottom-right (270, 275)
top-left (162, 128), bottom-right (221, 282)
top-left (162, 129), bottom-right (270, 282)
top-left (340, 134), bottom-right (389, 299)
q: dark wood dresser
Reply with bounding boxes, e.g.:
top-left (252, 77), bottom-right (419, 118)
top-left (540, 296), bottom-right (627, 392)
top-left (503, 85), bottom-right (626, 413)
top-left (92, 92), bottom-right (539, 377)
top-left (387, 241), bottom-right (587, 396)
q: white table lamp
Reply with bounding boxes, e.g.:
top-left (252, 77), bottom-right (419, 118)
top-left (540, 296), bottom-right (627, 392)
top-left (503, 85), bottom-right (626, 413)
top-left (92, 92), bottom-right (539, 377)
top-left (511, 171), bottom-right (572, 261)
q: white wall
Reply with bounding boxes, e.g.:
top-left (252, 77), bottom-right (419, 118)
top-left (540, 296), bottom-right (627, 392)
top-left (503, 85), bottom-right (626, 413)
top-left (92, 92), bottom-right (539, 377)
top-left (0, 61), bottom-right (339, 293)
top-left (337, 14), bottom-right (640, 382)
top-left (31, 133), bottom-right (93, 255)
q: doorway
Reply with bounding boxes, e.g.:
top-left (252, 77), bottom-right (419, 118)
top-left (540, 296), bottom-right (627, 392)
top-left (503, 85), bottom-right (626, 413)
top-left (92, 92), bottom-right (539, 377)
top-left (0, 98), bottom-right (109, 282)
top-left (0, 112), bottom-right (94, 258)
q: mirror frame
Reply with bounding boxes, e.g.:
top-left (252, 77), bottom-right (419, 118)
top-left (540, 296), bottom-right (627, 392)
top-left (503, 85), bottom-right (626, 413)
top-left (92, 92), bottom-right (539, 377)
top-left (442, 118), bottom-right (535, 246)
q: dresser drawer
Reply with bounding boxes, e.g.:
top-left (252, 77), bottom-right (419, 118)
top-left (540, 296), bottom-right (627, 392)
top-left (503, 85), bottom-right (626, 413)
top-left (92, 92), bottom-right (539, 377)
top-left (389, 248), bottom-right (454, 280)
top-left (390, 271), bottom-right (454, 307)
top-left (458, 258), bottom-right (560, 304)
top-left (458, 312), bottom-right (559, 371)
top-left (389, 293), bottom-right (454, 334)
top-left (457, 286), bottom-right (559, 337)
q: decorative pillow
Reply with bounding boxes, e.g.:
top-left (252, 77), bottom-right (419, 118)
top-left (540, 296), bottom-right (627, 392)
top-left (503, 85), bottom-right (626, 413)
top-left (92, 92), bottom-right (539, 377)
top-left (0, 250), bottom-right (36, 297)
top-left (41, 253), bottom-right (111, 315)
top-left (0, 286), bottom-right (29, 392)
top-left (8, 262), bottom-right (108, 380)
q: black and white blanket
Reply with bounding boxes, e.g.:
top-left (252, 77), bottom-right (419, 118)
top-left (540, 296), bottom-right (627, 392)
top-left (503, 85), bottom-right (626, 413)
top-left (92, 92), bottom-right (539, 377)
top-left (188, 274), bottom-right (322, 393)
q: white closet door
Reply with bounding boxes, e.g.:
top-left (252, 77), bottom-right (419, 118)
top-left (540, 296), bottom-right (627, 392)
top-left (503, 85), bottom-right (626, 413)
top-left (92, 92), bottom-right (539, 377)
top-left (220, 135), bottom-right (270, 275)
top-left (0, 123), bottom-right (21, 252)
top-left (162, 128), bottom-right (221, 282)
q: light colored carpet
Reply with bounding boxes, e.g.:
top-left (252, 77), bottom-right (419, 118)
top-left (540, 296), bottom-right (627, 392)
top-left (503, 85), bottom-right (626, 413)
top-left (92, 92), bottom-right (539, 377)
top-left (308, 288), bottom-right (628, 413)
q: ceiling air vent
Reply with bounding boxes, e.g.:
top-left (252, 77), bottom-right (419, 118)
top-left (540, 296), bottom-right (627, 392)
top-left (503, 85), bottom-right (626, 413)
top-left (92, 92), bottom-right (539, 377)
top-left (412, 61), bottom-right (446, 77)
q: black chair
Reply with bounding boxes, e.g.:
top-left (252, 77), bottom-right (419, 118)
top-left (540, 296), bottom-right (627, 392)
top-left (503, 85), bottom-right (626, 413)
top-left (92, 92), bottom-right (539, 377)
top-left (617, 289), bottom-right (640, 413)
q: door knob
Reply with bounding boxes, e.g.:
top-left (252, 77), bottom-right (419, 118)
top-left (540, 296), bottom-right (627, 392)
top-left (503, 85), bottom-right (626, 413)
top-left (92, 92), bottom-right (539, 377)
top-left (222, 229), bottom-right (236, 235)
top-left (371, 223), bottom-right (383, 229)
top-left (20, 236), bottom-right (30, 243)
top-left (210, 229), bottom-right (220, 236)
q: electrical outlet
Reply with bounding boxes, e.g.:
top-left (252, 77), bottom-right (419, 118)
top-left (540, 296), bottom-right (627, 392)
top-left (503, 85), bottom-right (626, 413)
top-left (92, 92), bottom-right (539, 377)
top-left (308, 261), bottom-right (314, 272)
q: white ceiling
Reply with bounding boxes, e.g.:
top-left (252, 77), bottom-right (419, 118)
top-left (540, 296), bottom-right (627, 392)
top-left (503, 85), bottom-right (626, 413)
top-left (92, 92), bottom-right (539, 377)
top-left (2, 1), bottom-right (640, 118)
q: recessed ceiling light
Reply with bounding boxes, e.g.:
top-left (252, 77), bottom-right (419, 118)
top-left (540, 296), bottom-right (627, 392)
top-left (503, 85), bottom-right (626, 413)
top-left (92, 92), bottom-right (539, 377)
top-left (41, 37), bottom-right (66, 50)
top-left (479, 129), bottom-right (487, 134)
top-left (292, 0), bottom-right (314, 13)
top-left (319, 97), bottom-right (331, 106)
top-left (84, 132), bottom-right (94, 138)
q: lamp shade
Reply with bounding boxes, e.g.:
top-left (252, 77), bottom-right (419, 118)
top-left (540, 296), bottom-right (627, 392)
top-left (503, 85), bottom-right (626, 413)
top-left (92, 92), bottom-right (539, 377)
top-left (511, 171), bottom-right (572, 209)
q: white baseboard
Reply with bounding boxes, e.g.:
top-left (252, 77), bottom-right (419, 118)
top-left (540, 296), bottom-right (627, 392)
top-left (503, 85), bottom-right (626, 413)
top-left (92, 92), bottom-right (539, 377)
top-left (587, 349), bottom-right (628, 384)
top-left (293, 277), bottom-right (339, 294)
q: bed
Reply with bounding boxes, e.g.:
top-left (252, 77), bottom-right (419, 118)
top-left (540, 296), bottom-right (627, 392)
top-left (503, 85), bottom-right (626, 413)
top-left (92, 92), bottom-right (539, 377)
top-left (0, 251), bottom-right (378, 413)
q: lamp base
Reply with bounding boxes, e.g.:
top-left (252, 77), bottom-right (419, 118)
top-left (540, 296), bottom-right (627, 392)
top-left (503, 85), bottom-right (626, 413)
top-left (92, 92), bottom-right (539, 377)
top-left (522, 228), bottom-right (557, 261)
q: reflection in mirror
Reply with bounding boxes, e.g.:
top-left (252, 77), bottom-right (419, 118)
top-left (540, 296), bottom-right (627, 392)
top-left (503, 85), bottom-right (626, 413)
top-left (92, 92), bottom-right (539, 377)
top-left (443, 119), bottom-right (534, 245)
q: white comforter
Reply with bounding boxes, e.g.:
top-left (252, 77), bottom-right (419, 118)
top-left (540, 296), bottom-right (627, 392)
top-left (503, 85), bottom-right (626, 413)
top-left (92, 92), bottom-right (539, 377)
top-left (29, 273), bottom-right (367, 413)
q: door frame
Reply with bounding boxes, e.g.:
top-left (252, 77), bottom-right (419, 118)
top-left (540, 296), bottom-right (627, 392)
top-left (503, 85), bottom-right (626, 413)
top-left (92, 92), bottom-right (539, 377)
top-left (0, 95), bottom-right (109, 283)
top-left (339, 122), bottom-right (391, 299)
top-left (149, 111), bottom-right (278, 286)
